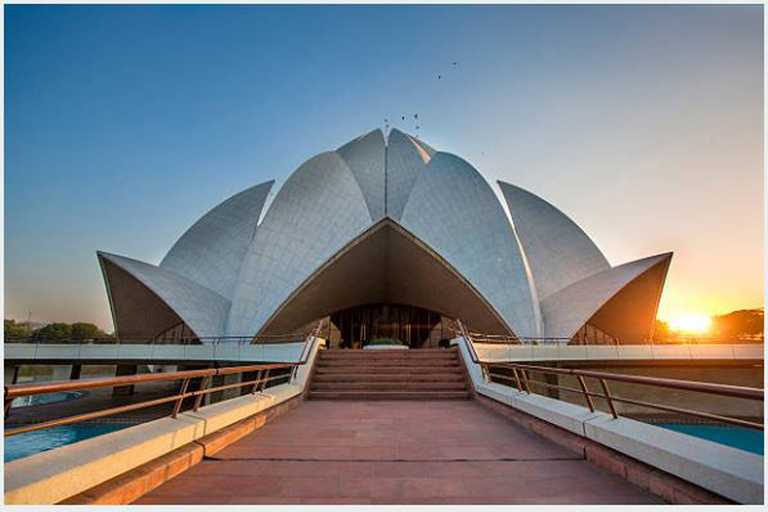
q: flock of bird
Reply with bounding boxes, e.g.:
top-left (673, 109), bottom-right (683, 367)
top-left (383, 61), bottom-right (459, 138)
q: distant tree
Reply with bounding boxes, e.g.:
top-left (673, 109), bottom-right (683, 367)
top-left (70, 322), bottom-right (107, 340)
top-left (33, 322), bottom-right (73, 341)
top-left (653, 319), bottom-right (673, 339)
top-left (4, 319), bottom-right (31, 340)
top-left (711, 309), bottom-right (764, 337)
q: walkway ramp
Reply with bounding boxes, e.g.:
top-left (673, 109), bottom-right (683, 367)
top-left (309, 348), bottom-right (470, 400)
top-left (135, 401), bottom-right (661, 504)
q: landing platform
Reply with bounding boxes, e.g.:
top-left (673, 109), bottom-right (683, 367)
top-left (136, 400), bottom-right (662, 504)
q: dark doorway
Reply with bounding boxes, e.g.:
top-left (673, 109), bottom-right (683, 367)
top-left (328, 303), bottom-right (455, 349)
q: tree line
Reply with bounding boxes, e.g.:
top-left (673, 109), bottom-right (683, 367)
top-left (4, 319), bottom-right (113, 341)
top-left (655, 308), bottom-right (764, 339)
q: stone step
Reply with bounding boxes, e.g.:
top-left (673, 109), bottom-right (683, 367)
top-left (319, 349), bottom-right (457, 358)
top-left (317, 359), bottom-right (460, 368)
top-left (307, 390), bottom-right (472, 400)
top-left (317, 354), bottom-right (459, 364)
top-left (318, 351), bottom-right (457, 357)
top-left (322, 348), bottom-right (454, 353)
top-left (312, 373), bottom-right (465, 383)
top-left (309, 347), bottom-right (469, 401)
top-left (311, 382), bottom-right (467, 391)
top-left (315, 366), bottom-right (462, 375)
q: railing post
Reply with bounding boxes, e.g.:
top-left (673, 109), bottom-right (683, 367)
top-left (511, 367), bottom-right (523, 392)
top-left (193, 375), bottom-right (211, 411)
top-left (172, 378), bottom-right (191, 418)
top-left (520, 369), bottom-right (532, 394)
top-left (576, 375), bottom-right (595, 412)
top-left (258, 368), bottom-right (269, 391)
top-left (260, 369), bottom-right (271, 392)
top-left (457, 319), bottom-right (490, 381)
top-left (252, 370), bottom-right (264, 394)
top-left (599, 378), bottom-right (619, 419)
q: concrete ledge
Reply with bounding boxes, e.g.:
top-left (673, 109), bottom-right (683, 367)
top-left (4, 340), bottom-right (322, 505)
top-left (59, 394), bottom-right (303, 505)
top-left (510, 389), bottom-right (602, 437)
top-left (584, 415), bottom-right (764, 504)
top-left (5, 414), bottom-right (204, 504)
top-left (5, 388), bottom-right (301, 504)
top-left (59, 443), bottom-right (205, 505)
top-left (454, 337), bottom-right (763, 504)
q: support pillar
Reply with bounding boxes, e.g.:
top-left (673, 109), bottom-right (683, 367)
top-left (113, 365), bottom-right (138, 396)
top-left (69, 364), bottom-right (82, 380)
top-left (150, 365), bottom-right (178, 374)
top-left (4, 365), bottom-right (19, 386)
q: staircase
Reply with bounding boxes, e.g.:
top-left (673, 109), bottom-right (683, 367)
top-left (308, 348), bottom-right (471, 400)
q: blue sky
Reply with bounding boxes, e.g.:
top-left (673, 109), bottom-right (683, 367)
top-left (5, 5), bottom-right (763, 331)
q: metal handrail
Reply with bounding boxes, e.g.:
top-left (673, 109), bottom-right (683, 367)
top-left (459, 325), bottom-right (764, 430)
top-left (3, 329), bottom-right (314, 346)
top-left (4, 322), bottom-right (325, 437)
top-left (459, 330), bottom-right (765, 347)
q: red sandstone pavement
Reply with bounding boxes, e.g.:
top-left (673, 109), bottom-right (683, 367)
top-left (136, 400), bottom-right (663, 504)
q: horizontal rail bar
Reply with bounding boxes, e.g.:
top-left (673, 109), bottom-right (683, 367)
top-left (493, 363), bottom-right (763, 401)
top-left (5, 363), bottom-right (297, 399)
top-left (4, 319), bottom-right (325, 439)
top-left (465, 324), bottom-right (764, 431)
top-left (605, 395), bottom-right (764, 430)
top-left (5, 370), bottom-right (296, 437)
top-left (488, 370), bottom-right (764, 430)
top-left (5, 394), bottom-right (185, 436)
top-left (5, 368), bottom-right (218, 397)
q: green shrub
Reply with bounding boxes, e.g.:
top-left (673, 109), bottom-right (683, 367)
top-left (367, 337), bottom-right (405, 346)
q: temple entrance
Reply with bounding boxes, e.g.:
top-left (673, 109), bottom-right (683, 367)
top-left (326, 303), bottom-right (456, 349)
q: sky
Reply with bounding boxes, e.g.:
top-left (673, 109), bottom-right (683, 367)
top-left (4, 4), bottom-right (764, 332)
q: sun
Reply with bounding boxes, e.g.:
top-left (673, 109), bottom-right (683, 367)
top-left (669, 314), bottom-right (712, 335)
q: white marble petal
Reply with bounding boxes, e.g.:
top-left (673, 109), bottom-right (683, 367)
top-left (400, 151), bottom-right (540, 338)
top-left (337, 129), bottom-right (386, 222)
top-left (385, 128), bottom-right (431, 220)
top-left (99, 251), bottom-right (230, 339)
top-left (226, 151), bottom-right (373, 336)
top-left (499, 181), bottom-right (610, 302)
top-left (160, 181), bottom-right (273, 300)
top-left (542, 253), bottom-right (673, 340)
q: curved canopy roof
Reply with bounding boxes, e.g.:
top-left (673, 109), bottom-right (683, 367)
top-left (98, 128), bottom-right (672, 344)
top-left (99, 251), bottom-right (230, 339)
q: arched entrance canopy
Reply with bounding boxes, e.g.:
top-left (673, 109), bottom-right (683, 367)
top-left (258, 219), bottom-right (515, 337)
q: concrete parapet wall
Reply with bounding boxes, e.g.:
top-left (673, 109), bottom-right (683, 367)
top-left (455, 338), bottom-right (764, 504)
top-left (473, 342), bottom-right (764, 363)
top-left (59, 395), bottom-right (302, 505)
top-left (4, 341), bottom-right (308, 365)
top-left (4, 340), bottom-right (323, 505)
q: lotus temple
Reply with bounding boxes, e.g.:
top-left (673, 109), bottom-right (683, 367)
top-left (97, 128), bottom-right (672, 346)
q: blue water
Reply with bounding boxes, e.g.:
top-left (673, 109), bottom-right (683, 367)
top-left (5, 423), bottom-right (133, 462)
top-left (656, 423), bottom-right (764, 455)
top-left (10, 391), bottom-right (83, 408)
